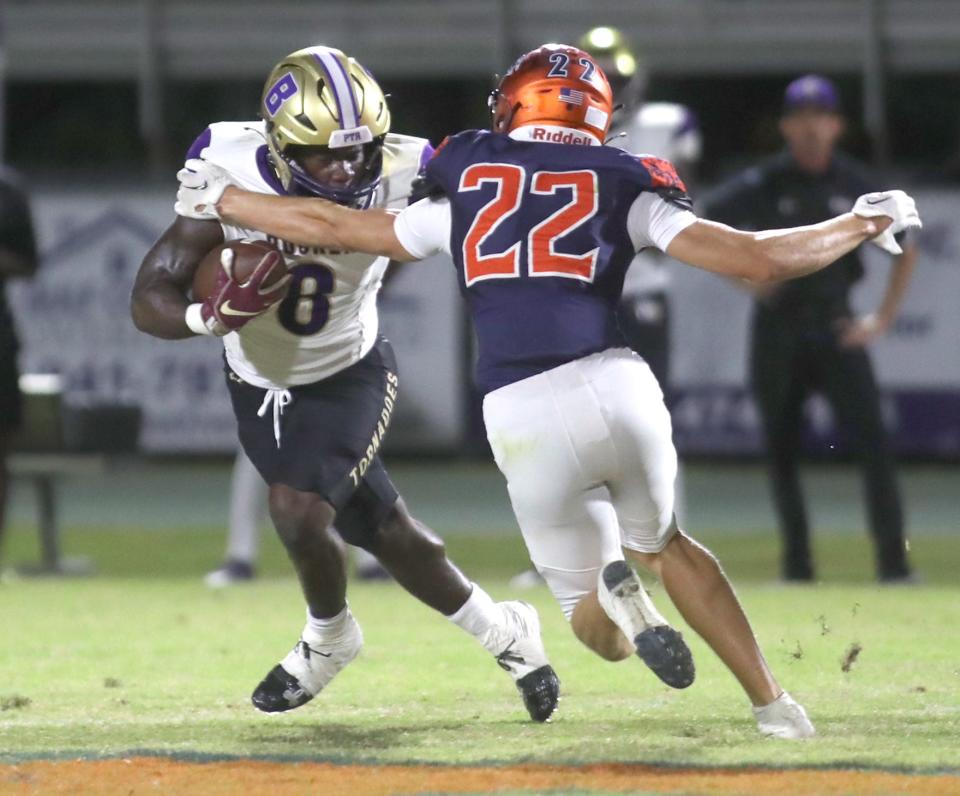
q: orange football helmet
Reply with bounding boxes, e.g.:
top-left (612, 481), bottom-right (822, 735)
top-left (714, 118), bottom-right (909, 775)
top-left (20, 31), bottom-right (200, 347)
top-left (489, 44), bottom-right (614, 142)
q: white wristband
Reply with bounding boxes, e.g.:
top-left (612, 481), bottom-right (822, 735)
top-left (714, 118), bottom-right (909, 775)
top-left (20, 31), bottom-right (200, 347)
top-left (185, 303), bottom-right (214, 336)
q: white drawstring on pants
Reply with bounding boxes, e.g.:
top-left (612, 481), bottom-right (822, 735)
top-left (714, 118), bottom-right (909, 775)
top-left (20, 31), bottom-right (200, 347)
top-left (257, 388), bottom-right (292, 448)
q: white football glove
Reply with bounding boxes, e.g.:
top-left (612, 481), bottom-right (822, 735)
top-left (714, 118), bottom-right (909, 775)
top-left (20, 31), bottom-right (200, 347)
top-left (174, 158), bottom-right (233, 220)
top-left (852, 190), bottom-right (921, 255)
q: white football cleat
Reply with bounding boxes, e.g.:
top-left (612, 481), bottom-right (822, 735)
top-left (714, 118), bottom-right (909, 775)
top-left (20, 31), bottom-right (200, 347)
top-left (251, 609), bottom-right (363, 713)
top-left (753, 692), bottom-right (816, 739)
top-left (598, 560), bottom-right (695, 689)
top-left (483, 601), bottom-right (560, 722)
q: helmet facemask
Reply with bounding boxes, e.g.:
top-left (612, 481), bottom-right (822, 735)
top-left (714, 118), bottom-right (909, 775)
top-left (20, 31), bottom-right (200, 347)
top-left (270, 136), bottom-right (385, 207)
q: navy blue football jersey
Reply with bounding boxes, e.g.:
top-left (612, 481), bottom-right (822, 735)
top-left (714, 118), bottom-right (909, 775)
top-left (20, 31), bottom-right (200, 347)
top-left (421, 130), bottom-right (692, 394)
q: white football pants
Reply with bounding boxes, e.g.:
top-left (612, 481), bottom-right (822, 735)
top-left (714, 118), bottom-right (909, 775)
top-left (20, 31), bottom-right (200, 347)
top-left (484, 348), bottom-right (678, 619)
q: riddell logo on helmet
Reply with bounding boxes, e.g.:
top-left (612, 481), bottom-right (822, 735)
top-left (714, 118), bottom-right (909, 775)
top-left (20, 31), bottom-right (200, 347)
top-left (530, 127), bottom-right (593, 146)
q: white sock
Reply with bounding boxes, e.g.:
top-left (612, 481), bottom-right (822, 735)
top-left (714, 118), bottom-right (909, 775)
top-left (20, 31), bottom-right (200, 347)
top-left (753, 691), bottom-right (789, 713)
top-left (304, 605), bottom-right (350, 644)
top-left (447, 583), bottom-right (501, 648)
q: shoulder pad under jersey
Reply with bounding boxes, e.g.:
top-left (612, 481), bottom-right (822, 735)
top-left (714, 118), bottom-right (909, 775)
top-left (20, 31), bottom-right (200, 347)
top-left (183, 121), bottom-right (278, 192)
top-left (409, 134), bottom-right (457, 203)
top-left (379, 133), bottom-right (434, 209)
top-left (428, 130), bottom-right (490, 163)
top-left (185, 121), bottom-right (265, 161)
top-left (418, 130), bottom-right (492, 195)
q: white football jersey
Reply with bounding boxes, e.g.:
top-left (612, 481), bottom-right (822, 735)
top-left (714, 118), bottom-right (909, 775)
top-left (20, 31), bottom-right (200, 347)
top-left (609, 102), bottom-right (702, 297)
top-left (183, 121), bottom-right (428, 389)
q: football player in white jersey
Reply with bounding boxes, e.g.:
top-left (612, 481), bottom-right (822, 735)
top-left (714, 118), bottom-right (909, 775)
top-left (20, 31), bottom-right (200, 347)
top-left (131, 46), bottom-right (559, 722)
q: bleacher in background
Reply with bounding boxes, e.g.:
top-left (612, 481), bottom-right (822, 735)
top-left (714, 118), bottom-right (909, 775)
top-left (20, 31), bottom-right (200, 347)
top-left (5, 0), bottom-right (960, 79)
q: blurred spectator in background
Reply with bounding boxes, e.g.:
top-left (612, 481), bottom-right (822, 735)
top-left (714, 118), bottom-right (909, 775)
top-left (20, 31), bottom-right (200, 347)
top-left (579, 25), bottom-right (701, 407)
top-left (701, 75), bottom-right (917, 583)
top-left (204, 449), bottom-right (267, 586)
top-left (581, 26), bottom-right (700, 523)
top-left (0, 167), bottom-right (39, 564)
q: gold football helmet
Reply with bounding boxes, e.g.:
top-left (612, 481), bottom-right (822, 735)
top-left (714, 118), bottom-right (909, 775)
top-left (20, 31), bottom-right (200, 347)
top-left (260, 45), bottom-right (391, 205)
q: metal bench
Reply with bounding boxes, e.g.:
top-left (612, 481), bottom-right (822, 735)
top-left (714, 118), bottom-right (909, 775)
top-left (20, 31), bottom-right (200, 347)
top-left (9, 453), bottom-right (106, 575)
top-left (9, 375), bottom-right (141, 575)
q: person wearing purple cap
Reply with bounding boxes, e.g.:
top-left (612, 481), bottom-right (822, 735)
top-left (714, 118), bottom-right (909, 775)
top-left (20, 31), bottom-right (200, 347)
top-left (701, 74), bottom-right (918, 584)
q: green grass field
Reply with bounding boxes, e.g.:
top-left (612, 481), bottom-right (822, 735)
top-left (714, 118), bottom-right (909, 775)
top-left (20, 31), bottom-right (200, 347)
top-left (1, 516), bottom-right (959, 775)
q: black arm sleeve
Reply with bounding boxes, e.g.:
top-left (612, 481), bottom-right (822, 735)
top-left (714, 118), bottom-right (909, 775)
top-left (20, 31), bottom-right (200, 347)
top-left (408, 172), bottom-right (447, 205)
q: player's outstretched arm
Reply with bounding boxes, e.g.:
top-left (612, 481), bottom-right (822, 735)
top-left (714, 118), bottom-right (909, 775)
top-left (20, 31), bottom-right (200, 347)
top-left (667, 190), bottom-right (920, 283)
top-left (216, 187), bottom-right (416, 262)
top-left (666, 214), bottom-right (882, 283)
top-left (131, 216), bottom-right (224, 339)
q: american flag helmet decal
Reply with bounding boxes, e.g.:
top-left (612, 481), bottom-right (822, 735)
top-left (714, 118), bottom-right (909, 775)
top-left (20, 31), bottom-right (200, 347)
top-left (558, 87), bottom-right (584, 105)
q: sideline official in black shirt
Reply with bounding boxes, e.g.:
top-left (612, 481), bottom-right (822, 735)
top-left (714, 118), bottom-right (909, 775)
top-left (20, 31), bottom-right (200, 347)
top-left (701, 75), bottom-right (917, 583)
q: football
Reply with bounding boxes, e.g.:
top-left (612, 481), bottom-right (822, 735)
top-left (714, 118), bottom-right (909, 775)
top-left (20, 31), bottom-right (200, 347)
top-left (191, 239), bottom-right (285, 301)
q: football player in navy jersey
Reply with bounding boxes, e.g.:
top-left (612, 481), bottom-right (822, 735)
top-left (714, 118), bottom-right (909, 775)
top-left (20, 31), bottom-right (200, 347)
top-left (132, 46), bottom-right (559, 724)
top-left (178, 44), bottom-right (921, 739)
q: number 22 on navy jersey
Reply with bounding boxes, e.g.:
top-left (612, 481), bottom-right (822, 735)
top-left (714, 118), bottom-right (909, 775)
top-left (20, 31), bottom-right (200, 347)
top-left (459, 164), bottom-right (600, 285)
top-left (420, 129), bottom-right (689, 393)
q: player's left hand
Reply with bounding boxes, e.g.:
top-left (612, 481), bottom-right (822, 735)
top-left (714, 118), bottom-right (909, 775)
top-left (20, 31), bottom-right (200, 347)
top-left (852, 190), bottom-right (921, 255)
top-left (175, 159), bottom-right (232, 220)
top-left (833, 313), bottom-right (888, 349)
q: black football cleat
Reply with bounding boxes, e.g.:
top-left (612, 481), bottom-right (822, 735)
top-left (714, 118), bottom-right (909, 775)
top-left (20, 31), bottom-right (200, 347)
top-left (515, 664), bottom-right (561, 723)
top-left (251, 612), bottom-right (363, 713)
top-left (489, 601), bottom-right (561, 722)
top-left (598, 560), bottom-right (695, 689)
top-left (634, 626), bottom-right (695, 689)
top-left (251, 660), bottom-right (314, 713)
